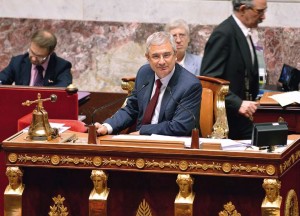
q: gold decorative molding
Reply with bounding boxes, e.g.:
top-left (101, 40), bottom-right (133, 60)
top-left (136, 199), bottom-right (153, 216)
top-left (145, 160), bottom-right (179, 169)
top-left (136, 158), bottom-right (145, 169)
top-left (231, 164), bottom-right (268, 173)
top-left (190, 161), bottom-right (222, 171)
top-left (8, 153), bottom-right (18, 163)
top-left (280, 150), bottom-right (300, 174)
top-left (19, 154), bottom-right (50, 163)
top-left (103, 157), bottom-right (136, 167)
top-left (49, 194), bottom-right (69, 216)
top-left (8, 152), bottom-right (275, 176)
top-left (219, 202), bottom-right (241, 216)
top-left (285, 189), bottom-right (299, 216)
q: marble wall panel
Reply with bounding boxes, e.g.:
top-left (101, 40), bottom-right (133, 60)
top-left (0, 18), bottom-right (299, 92)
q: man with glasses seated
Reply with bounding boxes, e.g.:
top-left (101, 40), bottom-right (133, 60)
top-left (165, 19), bottom-right (202, 76)
top-left (200, 0), bottom-right (267, 140)
top-left (0, 30), bottom-right (72, 87)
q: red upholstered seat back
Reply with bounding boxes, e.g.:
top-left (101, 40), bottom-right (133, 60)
top-left (0, 85), bottom-right (78, 142)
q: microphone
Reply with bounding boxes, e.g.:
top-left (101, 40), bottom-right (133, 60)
top-left (166, 87), bottom-right (200, 149)
top-left (91, 81), bottom-right (149, 125)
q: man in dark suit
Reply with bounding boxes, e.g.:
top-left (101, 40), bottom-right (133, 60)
top-left (200, 0), bottom-right (267, 139)
top-left (95, 31), bottom-right (202, 136)
top-left (0, 30), bottom-right (72, 87)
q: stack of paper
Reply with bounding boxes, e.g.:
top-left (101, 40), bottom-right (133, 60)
top-left (269, 91), bottom-right (300, 106)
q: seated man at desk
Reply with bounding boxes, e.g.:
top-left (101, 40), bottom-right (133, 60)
top-left (0, 29), bottom-right (72, 87)
top-left (95, 31), bottom-right (202, 136)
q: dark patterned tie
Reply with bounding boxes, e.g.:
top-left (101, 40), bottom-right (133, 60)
top-left (141, 79), bottom-right (162, 125)
top-left (34, 65), bottom-right (44, 86)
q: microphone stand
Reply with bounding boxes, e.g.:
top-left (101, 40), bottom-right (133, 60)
top-left (88, 125), bottom-right (98, 144)
top-left (166, 87), bottom-right (200, 149)
top-left (191, 128), bottom-right (200, 149)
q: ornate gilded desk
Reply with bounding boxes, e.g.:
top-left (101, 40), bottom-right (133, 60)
top-left (2, 132), bottom-right (300, 216)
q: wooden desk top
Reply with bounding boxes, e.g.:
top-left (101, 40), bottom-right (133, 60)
top-left (2, 131), bottom-right (300, 179)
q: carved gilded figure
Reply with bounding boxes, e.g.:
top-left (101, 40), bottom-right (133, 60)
top-left (5, 167), bottom-right (24, 194)
top-left (175, 174), bottom-right (195, 216)
top-left (261, 179), bottom-right (282, 216)
top-left (89, 170), bottom-right (109, 200)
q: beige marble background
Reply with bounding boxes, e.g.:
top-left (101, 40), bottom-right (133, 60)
top-left (0, 0), bottom-right (299, 92)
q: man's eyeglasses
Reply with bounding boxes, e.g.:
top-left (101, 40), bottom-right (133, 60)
top-left (172, 33), bottom-right (187, 40)
top-left (150, 52), bottom-right (175, 61)
top-left (28, 48), bottom-right (49, 62)
top-left (249, 7), bottom-right (267, 16)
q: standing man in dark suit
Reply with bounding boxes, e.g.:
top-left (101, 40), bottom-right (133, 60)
top-left (200, 0), bottom-right (267, 139)
top-left (0, 30), bottom-right (72, 87)
top-left (95, 31), bottom-right (202, 136)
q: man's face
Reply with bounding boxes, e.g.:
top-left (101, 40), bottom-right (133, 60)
top-left (178, 180), bottom-right (191, 198)
top-left (146, 41), bottom-right (177, 78)
top-left (28, 42), bottom-right (50, 65)
top-left (265, 184), bottom-right (277, 202)
top-left (242, 0), bottom-right (267, 28)
top-left (93, 176), bottom-right (104, 194)
top-left (8, 172), bottom-right (20, 189)
top-left (169, 27), bottom-right (189, 55)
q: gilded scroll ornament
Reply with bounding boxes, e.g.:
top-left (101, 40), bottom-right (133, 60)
top-left (136, 199), bottom-right (153, 216)
top-left (284, 189), bottom-right (299, 216)
top-left (222, 162), bottom-right (232, 173)
top-left (266, 165), bottom-right (276, 176)
top-left (136, 158), bottom-right (145, 169)
top-left (8, 153), bottom-right (18, 163)
top-left (19, 154), bottom-right (50, 163)
top-left (280, 150), bottom-right (300, 174)
top-left (218, 202), bottom-right (241, 216)
top-left (51, 155), bottom-right (60, 165)
top-left (103, 157), bottom-right (135, 167)
top-left (60, 156), bottom-right (93, 165)
top-left (261, 179), bottom-right (282, 216)
top-left (48, 194), bottom-right (69, 216)
top-left (145, 160), bottom-right (178, 169)
top-left (179, 160), bottom-right (188, 171)
top-left (189, 162), bottom-right (222, 171)
top-left (93, 156), bottom-right (102, 167)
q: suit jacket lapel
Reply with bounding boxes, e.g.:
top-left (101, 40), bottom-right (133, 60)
top-left (158, 64), bottom-right (180, 122)
top-left (230, 16), bottom-right (253, 75)
top-left (141, 73), bottom-right (155, 114)
top-left (22, 57), bottom-right (32, 85)
top-left (43, 53), bottom-right (56, 85)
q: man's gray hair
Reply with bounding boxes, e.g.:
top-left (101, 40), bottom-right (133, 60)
top-left (164, 19), bottom-right (190, 36)
top-left (232, 0), bottom-right (254, 11)
top-left (145, 31), bottom-right (177, 55)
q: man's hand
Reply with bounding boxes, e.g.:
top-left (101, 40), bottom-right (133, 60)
top-left (239, 100), bottom-right (259, 119)
top-left (94, 122), bottom-right (108, 135)
top-left (129, 131), bottom-right (140, 135)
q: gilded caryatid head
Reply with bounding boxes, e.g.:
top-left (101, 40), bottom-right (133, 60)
top-left (176, 174), bottom-right (194, 198)
top-left (262, 179), bottom-right (281, 202)
top-left (6, 167), bottom-right (23, 190)
top-left (90, 170), bottom-right (108, 195)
